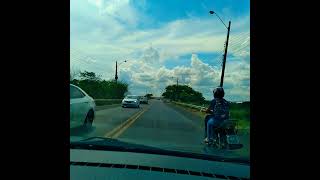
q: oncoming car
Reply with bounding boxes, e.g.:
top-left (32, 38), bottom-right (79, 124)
top-left (122, 95), bottom-right (140, 108)
top-left (70, 84), bottom-right (96, 128)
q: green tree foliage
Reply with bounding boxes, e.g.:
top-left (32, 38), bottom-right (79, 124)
top-left (162, 85), bottom-right (205, 105)
top-left (145, 94), bottom-right (153, 98)
top-left (79, 71), bottom-right (101, 81)
top-left (70, 71), bottom-right (128, 99)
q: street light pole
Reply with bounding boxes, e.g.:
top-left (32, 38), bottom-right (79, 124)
top-left (220, 21), bottom-right (231, 87)
top-left (114, 60), bottom-right (127, 82)
top-left (115, 61), bottom-right (118, 82)
top-left (209, 10), bottom-right (231, 88)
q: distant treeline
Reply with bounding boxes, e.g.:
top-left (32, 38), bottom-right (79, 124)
top-left (162, 85), bottom-right (205, 105)
top-left (70, 71), bottom-right (128, 99)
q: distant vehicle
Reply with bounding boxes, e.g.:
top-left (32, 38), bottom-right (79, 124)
top-left (122, 95), bottom-right (140, 108)
top-left (140, 96), bottom-right (148, 104)
top-left (70, 84), bottom-right (96, 128)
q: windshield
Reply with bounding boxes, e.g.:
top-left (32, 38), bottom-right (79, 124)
top-left (126, 95), bottom-right (139, 99)
top-left (70, 0), bottom-right (250, 163)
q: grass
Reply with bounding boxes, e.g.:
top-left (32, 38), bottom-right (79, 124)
top-left (229, 103), bottom-right (250, 130)
top-left (171, 101), bottom-right (250, 131)
top-left (237, 119), bottom-right (250, 131)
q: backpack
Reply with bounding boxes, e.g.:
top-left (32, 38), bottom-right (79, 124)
top-left (213, 98), bottom-right (229, 120)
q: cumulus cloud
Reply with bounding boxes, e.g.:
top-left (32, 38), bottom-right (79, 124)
top-left (117, 46), bottom-right (249, 101)
top-left (141, 46), bottom-right (160, 66)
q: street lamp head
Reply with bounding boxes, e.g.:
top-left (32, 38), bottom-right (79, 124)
top-left (209, 11), bottom-right (214, 14)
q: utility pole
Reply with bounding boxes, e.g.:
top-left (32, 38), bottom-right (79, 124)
top-left (114, 60), bottom-right (127, 82)
top-left (176, 77), bottom-right (179, 101)
top-left (115, 61), bottom-right (118, 82)
top-left (220, 21), bottom-right (231, 87)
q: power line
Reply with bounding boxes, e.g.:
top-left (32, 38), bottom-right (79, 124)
top-left (229, 44), bottom-right (246, 51)
top-left (71, 52), bottom-right (96, 64)
top-left (228, 37), bottom-right (250, 47)
top-left (210, 51), bottom-right (224, 66)
top-left (233, 47), bottom-right (250, 55)
top-left (71, 56), bottom-right (98, 65)
top-left (229, 31), bottom-right (250, 39)
top-left (230, 44), bottom-right (250, 54)
top-left (70, 48), bottom-right (108, 71)
top-left (229, 44), bottom-right (248, 52)
top-left (232, 43), bottom-right (250, 51)
top-left (229, 36), bottom-right (249, 45)
top-left (70, 48), bottom-right (100, 63)
top-left (71, 57), bottom-right (106, 71)
top-left (229, 33), bottom-right (250, 43)
top-left (71, 49), bottom-right (118, 72)
top-left (230, 32), bottom-right (250, 39)
top-left (228, 39), bottom-right (250, 51)
top-left (228, 36), bottom-right (250, 47)
top-left (229, 36), bottom-right (247, 44)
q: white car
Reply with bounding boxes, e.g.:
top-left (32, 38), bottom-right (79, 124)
top-left (122, 95), bottom-right (140, 108)
top-left (70, 84), bottom-right (96, 128)
top-left (139, 96), bottom-right (148, 104)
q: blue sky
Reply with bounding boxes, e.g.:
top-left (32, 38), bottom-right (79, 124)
top-left (70, 0), bottom-right (250, 101)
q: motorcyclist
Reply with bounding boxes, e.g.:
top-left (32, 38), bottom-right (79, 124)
top-left (202, 87), bottom-right (229, 144)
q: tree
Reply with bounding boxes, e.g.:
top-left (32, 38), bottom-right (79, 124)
top-left (71, 70), bottom-right (128, 99)
top-left (79, 71), bottom-right (101, 81)
top-left (145, 94), bottom-right (153, 98)
top-left (162, 85), bottom-right (205, 105)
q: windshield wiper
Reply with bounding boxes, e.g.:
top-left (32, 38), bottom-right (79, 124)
top-left (70, 137), bottom-right (250, 165)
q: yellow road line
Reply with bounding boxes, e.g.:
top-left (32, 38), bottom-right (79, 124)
top-left (111, 108), bottom-right (148, 138)
top-left (104, 105), bottom-right (151, 138)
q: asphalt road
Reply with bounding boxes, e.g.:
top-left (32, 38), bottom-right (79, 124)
top-left (70, 99), bottom-right (250, 160)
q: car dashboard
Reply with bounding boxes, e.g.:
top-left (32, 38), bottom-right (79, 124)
top-left (70, 149), bottom-right (250, 180)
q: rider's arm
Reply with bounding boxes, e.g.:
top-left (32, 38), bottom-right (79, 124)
top-left (205, 107), bottom-right (213, 114)
top-left (204, 99), bottom-right (215, 114)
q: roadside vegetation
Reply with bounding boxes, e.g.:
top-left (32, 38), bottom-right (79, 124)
top-left (162, 85), bottom-right (205, 105)
top-left (172, 101), bottom-right (250, 131)
top-left (70, 71), bottom-right (128, 106)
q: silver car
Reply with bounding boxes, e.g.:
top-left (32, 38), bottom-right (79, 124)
top-left (122, 95), bottom-right (140, 108)
top-left (70, 84), bottom-right (96, 128)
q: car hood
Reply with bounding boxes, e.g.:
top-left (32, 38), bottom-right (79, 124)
top-left (123, 98), bottom-right (138, 101)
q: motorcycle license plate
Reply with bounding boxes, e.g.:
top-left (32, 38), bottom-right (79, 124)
top-left (226, 135), bottom-right (240, 144)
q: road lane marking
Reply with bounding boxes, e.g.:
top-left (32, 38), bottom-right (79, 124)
top-left (104, 105), bottom-right (151, 138)
top-left (104, 110), bottom-right (143, 138)
top-left (111, 107), bottom-right (149, 138)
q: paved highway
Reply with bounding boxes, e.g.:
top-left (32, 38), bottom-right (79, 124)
top-left (70, 99), bottom-right (250, 159)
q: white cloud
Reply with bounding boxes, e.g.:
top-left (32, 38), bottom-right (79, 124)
top-left (86, 0), bottom-right (139, 26)
top-left (71, 4), bottom-right (249, 63)
top-left (117, 48), bottom-right (249, 101)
